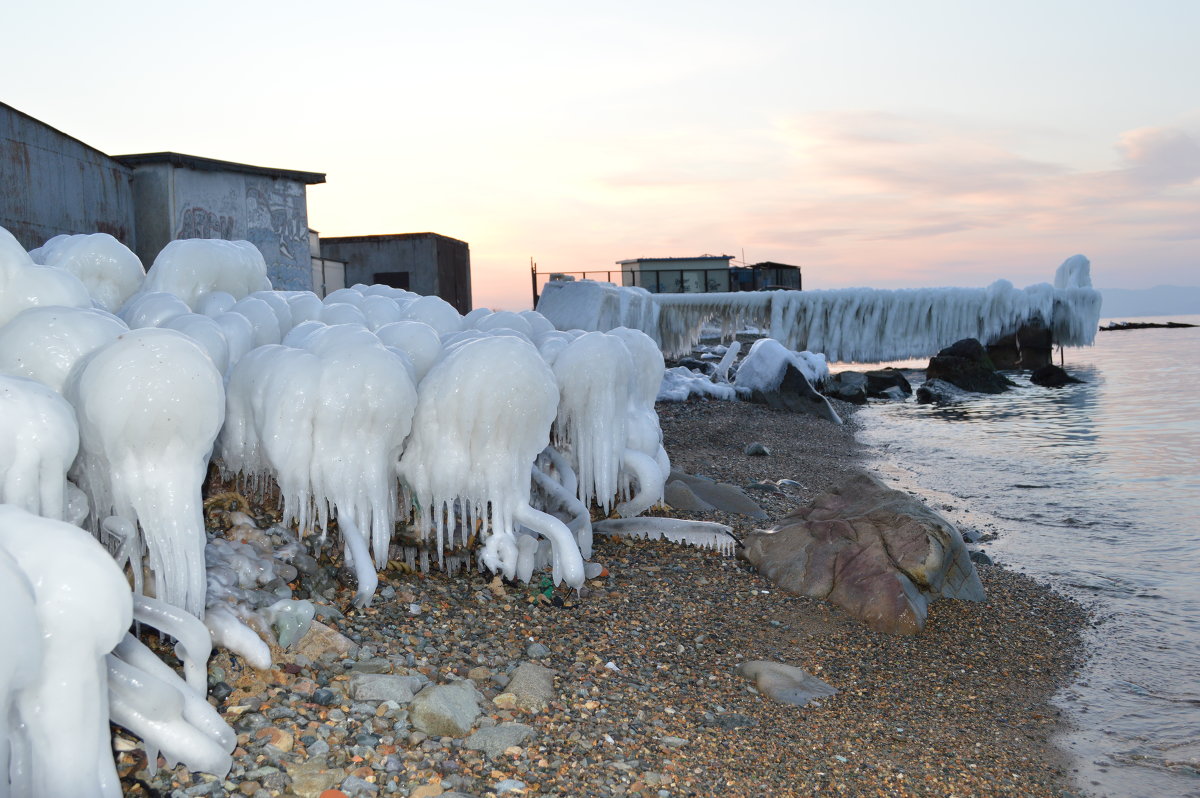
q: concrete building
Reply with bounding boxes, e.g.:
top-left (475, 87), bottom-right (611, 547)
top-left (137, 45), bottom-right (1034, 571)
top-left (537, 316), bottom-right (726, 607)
top-left (115, 152), bottom-right (326, 291)
top-left (320, 233), bottom-right (472, 313)
top-left (1, 101), bottom-right (136, 250)
top-left (309, 229), bottom-right (346, 297)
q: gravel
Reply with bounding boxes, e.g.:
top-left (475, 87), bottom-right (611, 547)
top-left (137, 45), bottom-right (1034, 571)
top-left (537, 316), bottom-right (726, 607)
top-left (118, 397), bottom-right (1088, 798)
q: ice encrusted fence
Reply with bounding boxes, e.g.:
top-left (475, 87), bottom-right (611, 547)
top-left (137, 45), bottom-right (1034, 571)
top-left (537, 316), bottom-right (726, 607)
top-left (537, 255), bottom-right (1104, 362)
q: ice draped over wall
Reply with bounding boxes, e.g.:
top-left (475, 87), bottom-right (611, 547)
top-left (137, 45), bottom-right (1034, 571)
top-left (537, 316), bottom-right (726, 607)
top-left (537, 255), bottom-right (1103, 362)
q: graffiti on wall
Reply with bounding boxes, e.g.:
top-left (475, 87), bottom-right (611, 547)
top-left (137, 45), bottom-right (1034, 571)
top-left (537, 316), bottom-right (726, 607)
top-left (177, 206), bottom-right (236, 240)
top-left (244, 177), bottom-right (308, 289)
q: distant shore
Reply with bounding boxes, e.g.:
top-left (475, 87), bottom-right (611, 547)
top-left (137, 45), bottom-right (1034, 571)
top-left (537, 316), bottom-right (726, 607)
top-left (118, 398), bottom-right (1089, 798)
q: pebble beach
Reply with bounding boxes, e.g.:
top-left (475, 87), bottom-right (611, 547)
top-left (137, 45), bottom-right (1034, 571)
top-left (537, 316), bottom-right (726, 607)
top-left (120, 398), bottom-right (1089, 798)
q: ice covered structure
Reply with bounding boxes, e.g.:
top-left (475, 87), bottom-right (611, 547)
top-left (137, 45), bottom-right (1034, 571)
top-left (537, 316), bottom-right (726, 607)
top-left (536, 280), bottom-right (659, 342)
top-left (218, 324), bottom-right (419, 607)
top-left (0, 375), bottom-right (80, 520)
top-left (28, 233), bottom-right (145, 313)
top-left (604, 327), bottom-right (671, 517)
top-left (398, 335), bottom-right (585, 588)
top-left (735, 338), bottom-right (829, 392)
top-left (140, 239), bottom-right (271, 308)
top-left (67, 328), bottom-right (226, 617)
top-left (535, 257), bottom-right (1104, 362)
top-left (0, 226), bottom-right (92, 327)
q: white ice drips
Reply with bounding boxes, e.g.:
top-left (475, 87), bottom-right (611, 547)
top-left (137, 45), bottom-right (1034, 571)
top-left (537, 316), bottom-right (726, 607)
top-left (593, 517), bottom-right (739, 555)
top-left (0, 305), bottom-right (127, 394)
top-left (398, 335), bottom-right (584, 587)
top-left (67, 328), bottom-right (226, 617)
top-left (162, 313), bottom-right (231, 375)
top-left (0, 374), bottom-right (80, 520)
top-left (374, 321), bottom-right (443, 383)
top-left (28, 232), bottom-right (145, 313)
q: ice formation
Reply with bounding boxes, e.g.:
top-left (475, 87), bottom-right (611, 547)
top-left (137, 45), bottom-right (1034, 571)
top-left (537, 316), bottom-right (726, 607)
top-left (0, 374), bottom-right (80, 520)
top-left (67, 328), bottom-right (226, 617)
top-left (734, 338), bottom-right (828, 393)
top-left (28, 233), bottom-right (145, 312)
top-left (536, 280), bottom-right (659, 342)
top-left (593, 517), bottom-right (739, 555)
top-left (398, 335), bottom-right (585, 588)
top-left (536, 257), bottom-right (1104, 362)
top-left (140, 239), bottom-right (271, 307)
top-left (0, 305), bottom-right (127, 393)
top-left (0, 226), bottom-right (92, 327)
top-left (0, 505), bottom-right (133, 798)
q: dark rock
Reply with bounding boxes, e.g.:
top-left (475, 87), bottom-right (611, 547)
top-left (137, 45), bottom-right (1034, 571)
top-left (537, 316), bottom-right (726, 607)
top-left (987, 322), bottom-right (1053, 369)
top-left (666, 470), bottom-right (767, 519)
top-left (663, 480), bottom-right (717, 513)
top-left (676, 357), bottom-right (714, 375)
top-left (825, 371), bottom-right (869, 405)
top-left (749, 363), bottom-right (843, 424)
top-left (734, 660), bottom-right (837, 706)
top-left (209, 681), bottom-right (233, 702)
top-left (1030, 365), bottom-right (1083, 388)
top-left (743, 442), bottom-right (771, 456)
top-left (915, 378), bottom-right (969, 404)
top-left (312, 688), bottom-right (338, 706)
top-left (969, 550), bottom-right (994, 566)
top-left (742, 472), bottom-right (985, 635)
top-left (864, 368), bottom-right (912, 397)
top-left (926, 338), bottom-right (1015, 394)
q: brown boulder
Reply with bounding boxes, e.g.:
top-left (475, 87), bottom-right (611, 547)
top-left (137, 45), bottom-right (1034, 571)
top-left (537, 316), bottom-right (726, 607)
top-left (742, 473), bottom-right (984, 634)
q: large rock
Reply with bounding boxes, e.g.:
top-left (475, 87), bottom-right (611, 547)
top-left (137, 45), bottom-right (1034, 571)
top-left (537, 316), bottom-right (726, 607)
top-left (864, 368), bottom-right (912, 398)
top-left (409, 680), bottom-right (482, 737)
top-left (464, 722), bottom-right (536, 758)
top-left (986, 321), bottom-right (1053, 370)
top-left (925, 338), bottom-right (1015, 394)
top-left (742, 472), bottom-right (985, 635)
top-left (501, 662), bottom-right (556, 712)
top-left (1030, 365), bottom-right (1083, 388)
top-left (349, 673), bottom-right (425, 703)
top-left (825, 371), bottom-right (868, 405)
top-left (750, 362), bottom-right (843, 423)
top-left (734, 660), bottom-right (837, 706)
top-left (915, 378), bottom-right (969, 405)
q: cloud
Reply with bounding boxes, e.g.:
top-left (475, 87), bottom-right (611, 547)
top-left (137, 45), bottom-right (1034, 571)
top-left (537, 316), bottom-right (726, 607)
top-left (1115, 126), bottom-right (1200, 186)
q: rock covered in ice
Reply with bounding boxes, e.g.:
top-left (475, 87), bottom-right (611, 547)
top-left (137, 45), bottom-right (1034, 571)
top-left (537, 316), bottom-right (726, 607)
top-left (0, 305), bottom-right (127, 393)
top-left (0, 374), bottom-right (80, 520)
top-left (0, 226), bottom-right (92, 327)
top-left (536, 280), bottom-right (659, 342)
top-left (735, 338), bottom-right (828, 392)
top-left (67, 328), bottom-right (226, 617)
top-left (28, 232), bottom-right (145, 313)
top-left (141, 238), bottom-right (271, 308)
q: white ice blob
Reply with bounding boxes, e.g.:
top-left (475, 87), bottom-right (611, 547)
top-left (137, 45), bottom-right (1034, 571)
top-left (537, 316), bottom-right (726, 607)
top-left (0, 505), bottom-right (133, 798)
top-left (285, 291), bottom-right (324, 324)
top-left (320, 302), bottom-right (367, 327)
top-left (162, 313), bottom-right (231, 375)
top-left (141, 239), bottom-right (271, 308)
top-left (248, 290), bottom-right (294, 336)
top-left (360, 294), bottom-right (404, 330)
top-left (373, 321), bottom-right (442, 383)
top-left (67, 328), bottom-right (226, 617)
top-left (0, 374), bottom-right (80, 521)
top-left (230, 295), bottom-right (283, 347)
top-left (212, 311), bottom-right (256, 372)
top-left (0, 305), bottom-right (128, 393)
top-left (29, 232), bottom-right (145, 312)
top-left (473, 310), bottom-right (533, 337)
top-left (119, 291), bottom-right (192, 329)
top-left (195, 290), bottom-right (237, 318)
top-left (398, 295), bottom-right (463, 334)
top-left (0, 225), bottom-right (92, 327)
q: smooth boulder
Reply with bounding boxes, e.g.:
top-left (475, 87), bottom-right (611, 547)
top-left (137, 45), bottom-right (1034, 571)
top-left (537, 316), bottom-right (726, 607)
top-left (925, 338), bottom-right (1015, 394)
top-left (742, 472), bottom-right (985, 635)
top-left (1030, 365), bottom-right (1083, 388)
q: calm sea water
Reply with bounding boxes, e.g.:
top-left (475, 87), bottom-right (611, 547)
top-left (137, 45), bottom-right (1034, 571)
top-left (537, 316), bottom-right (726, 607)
top-left (852, 315), bottom-right (1200, 798)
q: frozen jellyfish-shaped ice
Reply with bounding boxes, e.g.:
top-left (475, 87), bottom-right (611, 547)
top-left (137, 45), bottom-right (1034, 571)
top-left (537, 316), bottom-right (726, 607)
top-left (0, 225), bottom-right (93, 327)
top-left (230, 295), bottom-right (283, 347)
top-left (398, 294), bottom-right (463, 334)
top-left (0, 305), bottom-right (128, 393)
top-left (519, 309), bottom-right (556, 337)
top-left (142, 239), bottom-right (272, 307)
top-left (323, 287), bottom-right (365, 307)
top-left (212, 310), bottom-right (256, 372)
top-left (67, 328), bottom-right (226, 617)
top-left (0, 375), bottom-right (80, 520)
top-left (248, 290), bottom-right (294, 336)
top-left (320, 301), bottom-right (368, 327)
top-left (473, 310), bottom-right (534, 337)
top-left (163, 313), bottom-right (231, 375)
top-left (360, 294), bottom-right (404, 330)
top-left (285, 291), bottom-right (324, 324)
top-left (29, 232), bottom-right (145, 312)
top-left (374, 321), bottom-right (442, 383)
top-left (607, 326), bottom-right (670, 516)
top-left (0, 505), bottom-right (133, 798)
top-left (119, 290), bottom-right (192, 329)
top-left (551, 332), bottom-right (632, 514)
top-left (0, 547), bottom-right (41, 798)
top-left (398, 335), bottom-right (584, 587)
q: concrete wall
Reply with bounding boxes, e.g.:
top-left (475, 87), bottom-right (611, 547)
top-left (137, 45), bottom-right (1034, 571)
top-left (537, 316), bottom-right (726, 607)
top-left (0, 103), bottom-right (136, 251)
top-left (130, 164), bottom-right (313, 290)
top-left (320, 233), bottom-right (472, 313)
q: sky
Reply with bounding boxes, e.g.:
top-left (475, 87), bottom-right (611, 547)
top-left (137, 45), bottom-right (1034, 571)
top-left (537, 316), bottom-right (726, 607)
top-left (4, 0), bottom-right (1198, 311)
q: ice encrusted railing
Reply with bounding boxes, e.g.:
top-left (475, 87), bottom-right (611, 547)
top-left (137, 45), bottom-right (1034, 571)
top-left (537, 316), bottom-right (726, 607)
top-left (539, 255), bottom-right (1103, 362)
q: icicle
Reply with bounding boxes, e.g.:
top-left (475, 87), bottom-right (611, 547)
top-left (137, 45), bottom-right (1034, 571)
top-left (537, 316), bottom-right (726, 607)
top-left (593, 517), bottom-right (740, 556)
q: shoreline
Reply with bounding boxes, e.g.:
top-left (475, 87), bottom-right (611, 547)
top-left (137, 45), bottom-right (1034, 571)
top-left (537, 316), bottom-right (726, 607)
top-left (119, 398), bottom-right (1089, 798)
